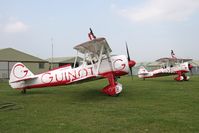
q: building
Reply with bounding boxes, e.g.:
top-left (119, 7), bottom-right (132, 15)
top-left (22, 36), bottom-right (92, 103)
top-left (0, 48), bottom-right (49, 79)
top-left (46, 56), bottom-right (83, 69)
top-left (189, 60), bottom-right (199, 74)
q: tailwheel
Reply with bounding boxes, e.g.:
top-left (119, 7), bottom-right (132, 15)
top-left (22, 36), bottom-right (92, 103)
top-left (21, 89), bottom-right (26, 94)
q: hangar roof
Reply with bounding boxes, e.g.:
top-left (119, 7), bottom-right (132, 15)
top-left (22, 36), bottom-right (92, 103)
top-left (46, 56), bottom-right (82, 63)
top-left (0, 48), bottom-right (47, 62)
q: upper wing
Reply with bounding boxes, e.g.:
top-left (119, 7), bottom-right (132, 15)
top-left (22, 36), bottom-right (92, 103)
top-left (73, 38), bottom-right (112, 55)
top-left (156, 57), bottom-right (192, 63)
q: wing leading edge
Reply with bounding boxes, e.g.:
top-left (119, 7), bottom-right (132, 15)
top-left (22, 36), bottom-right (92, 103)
top-left (73, 38), bottom-right (112, 55)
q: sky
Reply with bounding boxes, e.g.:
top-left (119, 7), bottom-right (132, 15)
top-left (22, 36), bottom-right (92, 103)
top-left (0, 0), bottom-right (199, 62)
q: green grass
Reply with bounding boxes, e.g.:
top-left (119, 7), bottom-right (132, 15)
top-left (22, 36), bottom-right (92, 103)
top-left (0, 76), bottom-right (199, 133)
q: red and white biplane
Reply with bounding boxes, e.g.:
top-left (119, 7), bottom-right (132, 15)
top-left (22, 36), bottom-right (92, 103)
top-left (9, 32), bottom-right (136, 96)
top-left (138, 50), bottom-right (193, 81)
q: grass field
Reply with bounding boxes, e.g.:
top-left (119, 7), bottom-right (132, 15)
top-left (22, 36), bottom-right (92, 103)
top-left (0, 76), bottom-right (199, 133)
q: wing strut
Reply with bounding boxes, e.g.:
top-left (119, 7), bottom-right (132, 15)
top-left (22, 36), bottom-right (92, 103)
top-left (96, 45), bottom-right (104, 75)
top-left (106, 47), bottom-right (114, 72)
top-left (73, 51), bottom-right (79, 68)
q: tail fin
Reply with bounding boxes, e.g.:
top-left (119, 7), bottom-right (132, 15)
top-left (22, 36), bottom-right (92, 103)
top-left (9, 63), bottom-right (37, 89)
top-left (9, 63), bottom-right (35, 89)
top-left (138, 66), bottom-right (149, 75)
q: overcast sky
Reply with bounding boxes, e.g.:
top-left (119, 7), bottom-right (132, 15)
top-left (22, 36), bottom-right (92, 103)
top-left (0, 0), bottom-right (199, 62)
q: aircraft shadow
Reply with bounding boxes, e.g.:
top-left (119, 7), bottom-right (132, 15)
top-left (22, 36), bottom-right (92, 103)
top-left (72, 88), bottom-right (117, 103)
top-left (8, 89), bottom-right (57, 96)
top-left (140, 79), bottom-right (177, 83)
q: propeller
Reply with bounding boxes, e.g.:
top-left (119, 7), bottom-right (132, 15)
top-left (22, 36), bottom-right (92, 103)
top-left (188, 63), bottom-right (193, 76)
top-left (125, 42), bottom-right (135, 79)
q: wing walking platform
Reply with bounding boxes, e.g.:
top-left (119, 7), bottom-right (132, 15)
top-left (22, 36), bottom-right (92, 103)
top-left (73, 38), bottom-right (112, 55)
top-left (156, 58), bottom-right (192, 63)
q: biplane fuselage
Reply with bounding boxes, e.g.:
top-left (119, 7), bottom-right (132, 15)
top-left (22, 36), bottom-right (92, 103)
top-left (138, 60), bottom-right (192, 81)
top-left (9, 38), bottom-right (136, 96)
top-left (10, 55), bottom-right (130, 89)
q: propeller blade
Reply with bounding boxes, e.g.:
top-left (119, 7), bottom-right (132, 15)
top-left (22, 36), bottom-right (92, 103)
top-left (125, 42), bottom-right (130, 61)
top-left (125, 42), bottom-right (133, 79)
top-left (188, 63), bottom-right (193, 75)
top-left (129, 67), bottom-right (133, 79)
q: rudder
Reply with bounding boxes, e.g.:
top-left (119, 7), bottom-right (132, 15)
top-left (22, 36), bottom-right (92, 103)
top-left (9, 63), bottom-right (34, 89)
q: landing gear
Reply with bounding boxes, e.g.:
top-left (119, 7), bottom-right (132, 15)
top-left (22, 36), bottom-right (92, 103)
top-left (174, 72), bottom-right (189, 81)
top-left (102, 82), bottom-right (122, 96)
top-left (102, 73), bottom-right (122, 96)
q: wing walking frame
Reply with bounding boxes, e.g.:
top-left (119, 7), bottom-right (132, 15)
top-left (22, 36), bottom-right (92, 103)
top-left (73, 38), bottom-right (113, 76)
top-left (73, 37), bottom-right (123, 96)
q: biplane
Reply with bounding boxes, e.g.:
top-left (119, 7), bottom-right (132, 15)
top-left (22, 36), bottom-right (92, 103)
top-left (9, 32), bottom-right (136, 96)
top-left (138, 50), bottom-right (193, 81)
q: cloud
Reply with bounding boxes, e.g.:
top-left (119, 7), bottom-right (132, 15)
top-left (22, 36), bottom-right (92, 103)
top-left (118, 0), bottom-right (199, 22)
top-left (4, 20), bottom-right (28, 33)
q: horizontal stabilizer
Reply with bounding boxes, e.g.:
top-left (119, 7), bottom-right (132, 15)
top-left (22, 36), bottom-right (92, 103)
top-left (9, 75), bottom-right (38, 83)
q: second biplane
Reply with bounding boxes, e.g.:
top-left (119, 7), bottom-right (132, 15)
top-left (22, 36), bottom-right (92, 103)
top-left (138, 50), bottom-right (193, 81)
top-left (9, 31), bottom-right (136, 96)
